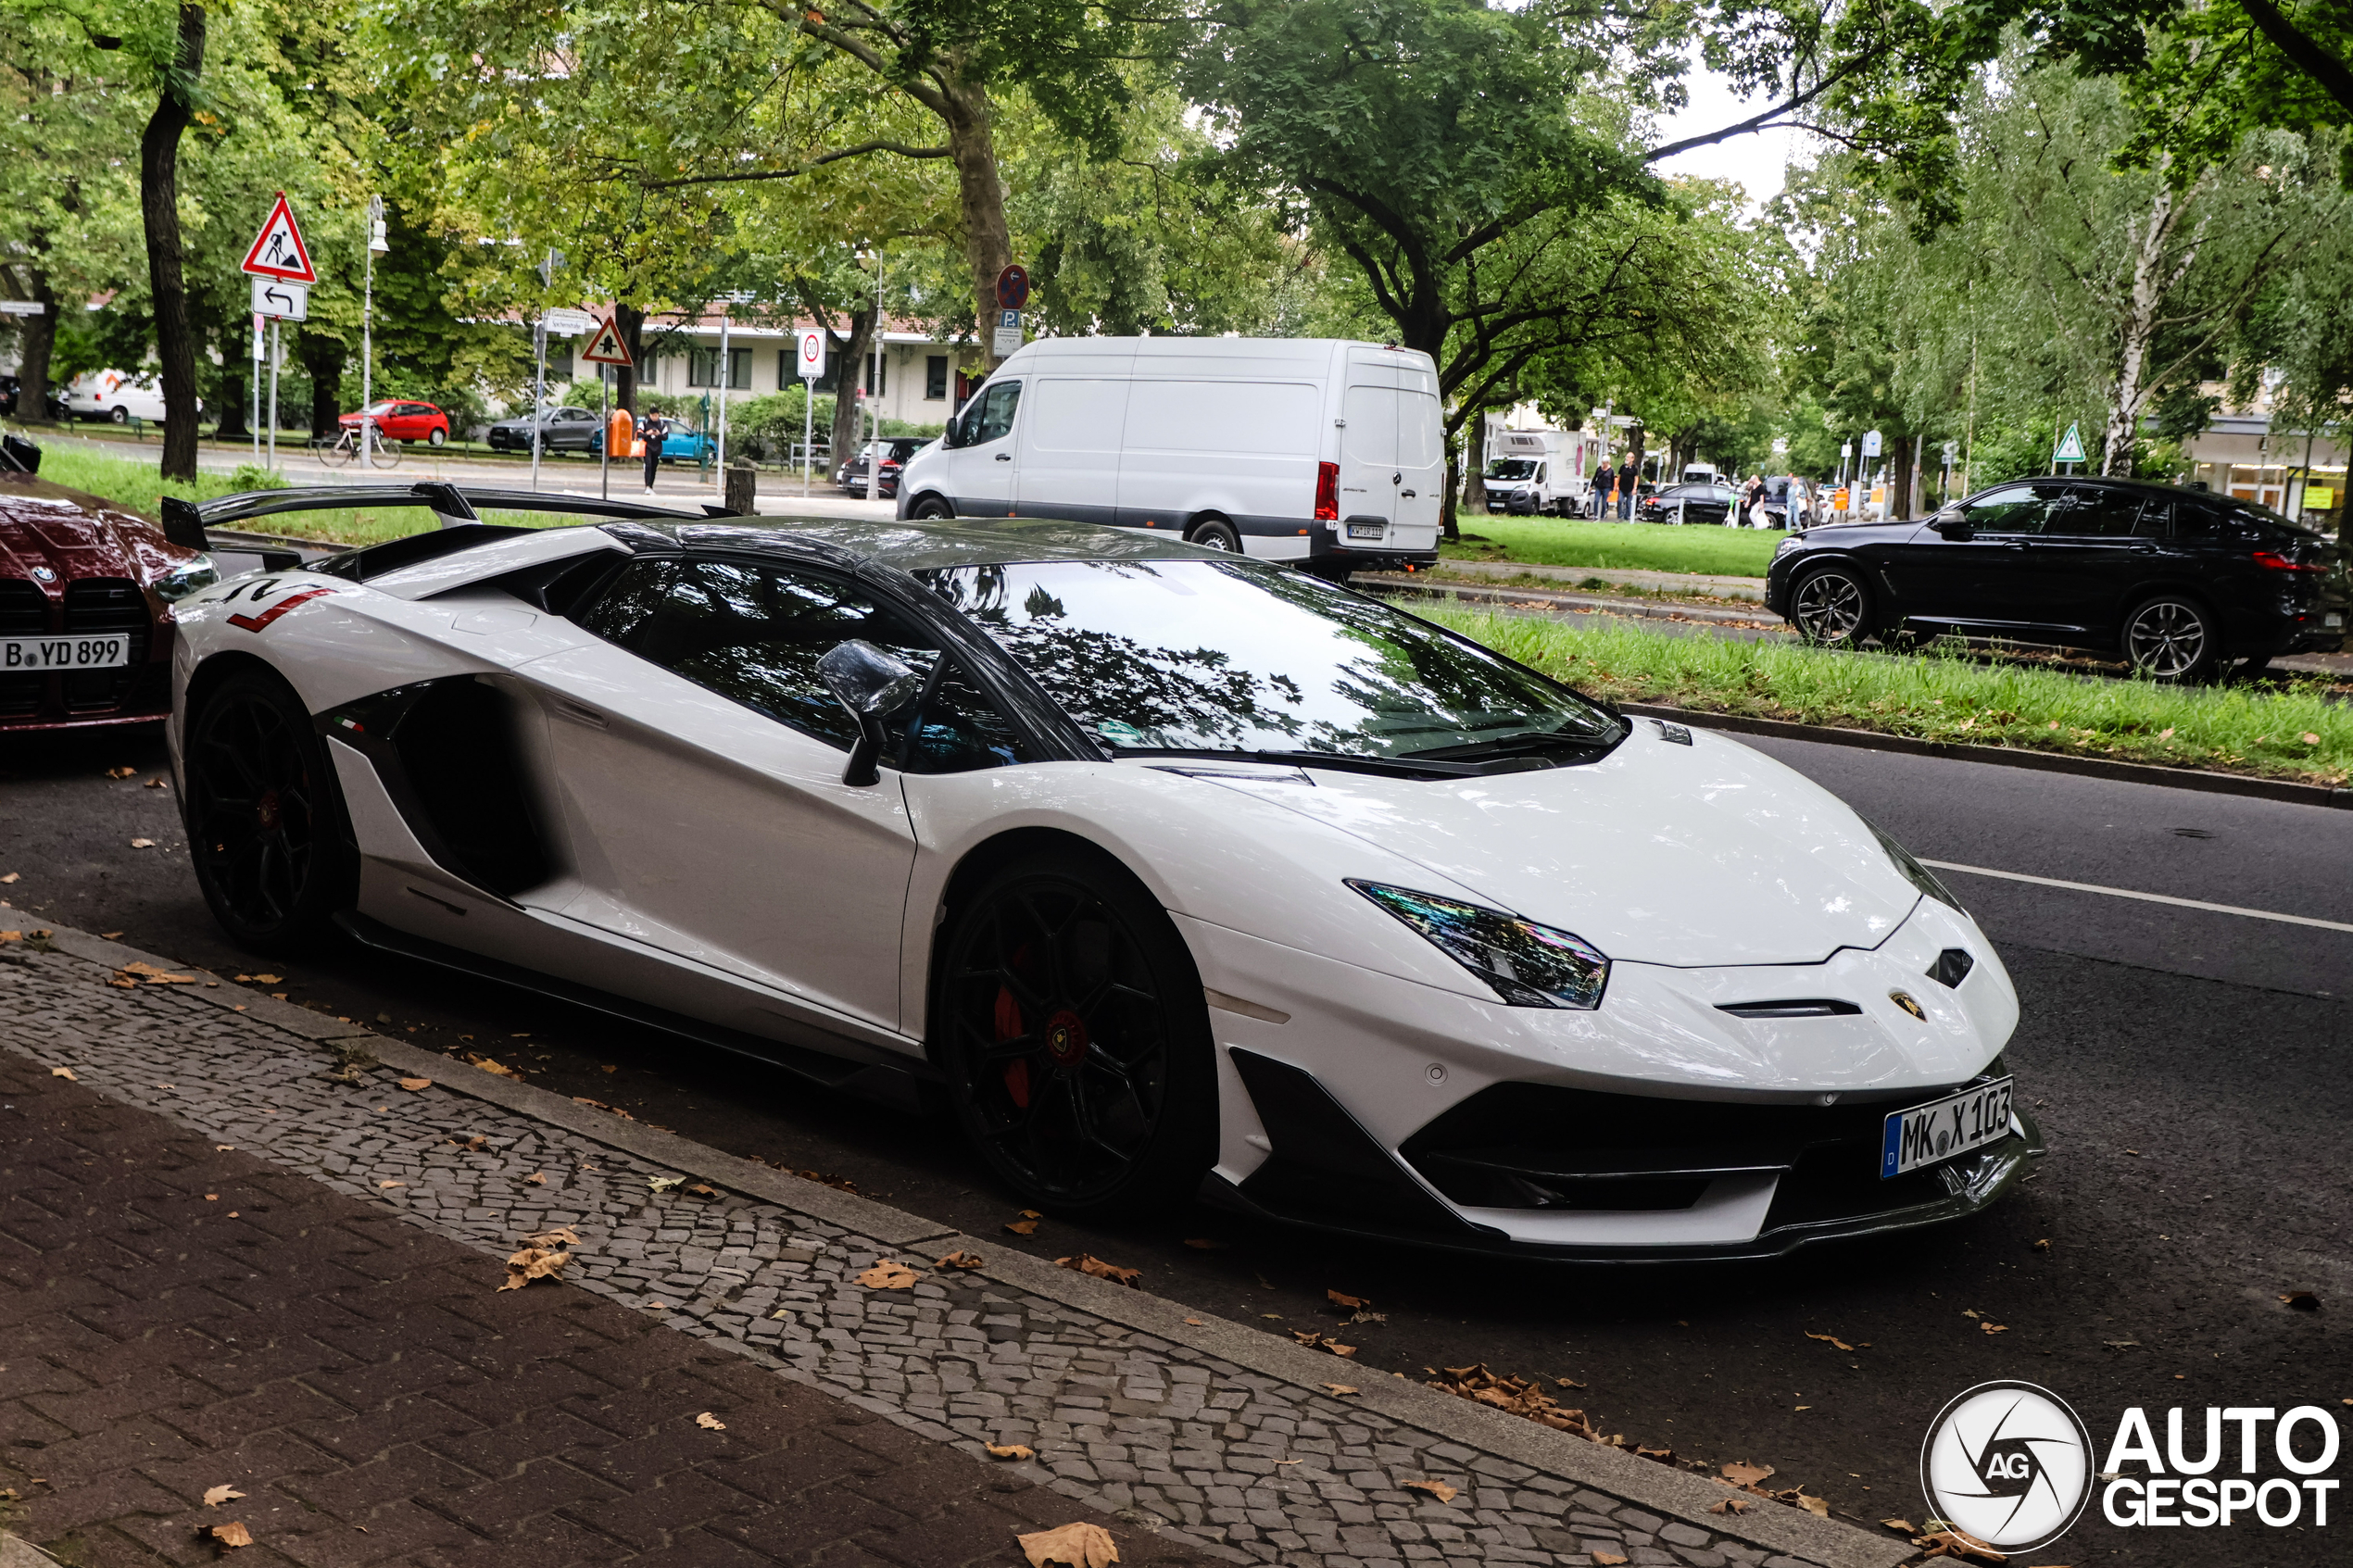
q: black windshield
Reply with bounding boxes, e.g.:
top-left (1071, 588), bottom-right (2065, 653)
top-left (920, 559), bottom-right (1624, 766)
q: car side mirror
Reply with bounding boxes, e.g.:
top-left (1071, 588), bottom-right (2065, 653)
top-left (1931, 512), bottom-right (1972, 540)
top-left (817, 639), bottom-right (925, 785)
top-left (2, 433), bottom-right (38, 475)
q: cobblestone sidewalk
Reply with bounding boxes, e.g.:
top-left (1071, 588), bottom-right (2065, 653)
top-left (1, 925), bottom-right (1910, 1568)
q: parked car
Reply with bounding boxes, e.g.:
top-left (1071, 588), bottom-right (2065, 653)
top-left (590, 423), bottom-right (715, 463)
top-left (837, 436), bottom-right (926, 497)
top-left (896, 336), bottom-right (1444, 579)
top-left (1763, 477), bottom-right (1814, 530)
top-left (341, 400), bottom-right (449, 446)
top-left (1764, 476), bottom-right (2347, 680)
top-left (0, 376), bottom-right (67, 420)
top-left (1635, 483), bottom-right (1737, 526)
top-left (0, 433), bottom-right (215, 732)
top-left (164, 491), bottom-right (2035, 1258)
top-left (486, 406), bottom-right (601, 453)
top-left (64, 370), bottom-right (199, 425)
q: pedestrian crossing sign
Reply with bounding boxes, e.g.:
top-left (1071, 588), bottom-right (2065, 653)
top-left (2053, 422), bottom-right (2086, 464)
top-left (579, 315), bottom-right (634, 368)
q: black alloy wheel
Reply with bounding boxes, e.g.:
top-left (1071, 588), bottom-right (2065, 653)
top-left (937, 854), bottom-right (1214, 1217)
top-left (912, 495), bottom-right (953, 521)
top-left (1189, 518), bottom-right (1241, 552)
top-left (183, 669), bottom-right (357, 952)
top-left (2121, 595), bottom-right (2219, 683)
top-left (1790, 564), bottom-right (1875, 647)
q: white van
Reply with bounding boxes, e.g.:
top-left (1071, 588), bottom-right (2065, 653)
top-left (66, 369), bottom-right (196, 424)
top-left (1482, 428), bottom-right (1576, 515)
top-left (894, 337), bottom-right (1443, 575)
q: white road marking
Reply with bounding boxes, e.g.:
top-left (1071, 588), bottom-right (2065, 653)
top-left (1922, 859), bottom-right (2353, 935)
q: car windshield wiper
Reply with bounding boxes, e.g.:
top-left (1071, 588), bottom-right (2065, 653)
top-left (1114, 746), bottom-right (1491, 780)
top-left (1402, 726), bottom-right (1617, 763)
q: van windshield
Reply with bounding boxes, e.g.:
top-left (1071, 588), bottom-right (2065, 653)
top-left (922, 558), bottom-right (1624, 770)
top-left (1485, 458), bottom-right (1539, 481)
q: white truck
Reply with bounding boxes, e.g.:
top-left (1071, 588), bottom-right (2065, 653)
top-left (894, 336), bottom-right (1443, 578)
top-left (1480, 428), bottom-right (1582, 515)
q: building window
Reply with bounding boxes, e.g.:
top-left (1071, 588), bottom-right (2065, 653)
top-left (861, 352), bottom-right (887, 397)
top-left (925, 356), bottom-right (949, 400)
top-left (687, 347), bottom-right (752, 389)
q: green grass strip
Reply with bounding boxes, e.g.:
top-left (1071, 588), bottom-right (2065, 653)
top-left (1446, 517), bottom-right (1782, 578)
top-left (1424, 606), bottom-right (2352, 786)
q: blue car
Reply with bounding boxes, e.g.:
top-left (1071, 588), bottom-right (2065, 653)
top-left (591, 425), bottom-right (714, 462)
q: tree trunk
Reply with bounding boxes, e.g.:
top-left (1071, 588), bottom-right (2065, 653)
top-left (941, 80), bottom-right (1013, 371)
top-left (11, 268), bottom-right (57, 423)
top-left (2104, 183), bottom-right (2188, 476)
top-left (1889, 436), bottom-right (1917, 521)
top-left (827, 304), bottom-right (875, 479)
top-left (614, 303), bottom-right (647, 413)
top-left (140, 4), bottom-right (206, 481)
top-left (300, 331), bottom-right (347, 438)
top-left (1627, 422), bottom-right (1648, 484)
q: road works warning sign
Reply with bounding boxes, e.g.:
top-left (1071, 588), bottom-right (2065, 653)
top-left (240, 194), bottom-right (317, 283)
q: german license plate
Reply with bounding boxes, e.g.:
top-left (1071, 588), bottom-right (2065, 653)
top-left (2326, 612), bottom-right (2344, 629)
top-left (1347, 522), bottom-right (1384, 540)
top-left (1881, 1076), bottom-right (2014, 1177)
top-left (0, 634), bottom-right (130, 671)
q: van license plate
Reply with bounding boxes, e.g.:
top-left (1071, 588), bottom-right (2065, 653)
top-left (1346, 522), bottom-right (1384, 540)
top-left (1881, 1076), bottom-right (2013, 1177)
top-left (1, 634), bottom-right (130, 671)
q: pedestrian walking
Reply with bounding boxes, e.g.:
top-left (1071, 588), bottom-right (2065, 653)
top-left (1616, 458), bottom-right (1637, 521)
top-left (1592, 465), bottom-right (1612, 520)
top-left (1743, 473), bottom-right (1768, 529)
top-left (639, 407), bottom-right (670, 492)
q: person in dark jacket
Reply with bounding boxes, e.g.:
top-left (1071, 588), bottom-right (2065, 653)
top-left (1617, 458), bottom-right (1637, 521)
top-left (639, 408), bottom-right (670, 491)
top-left (1591, 465), bottom-right (1613, 520)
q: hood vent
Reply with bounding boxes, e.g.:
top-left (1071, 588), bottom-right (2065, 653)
top-left (1717, 998), bottom-right (1864, 1020)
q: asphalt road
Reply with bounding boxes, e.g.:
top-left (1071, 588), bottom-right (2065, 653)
top-left (2, 724), bottom-right (2346, 1566)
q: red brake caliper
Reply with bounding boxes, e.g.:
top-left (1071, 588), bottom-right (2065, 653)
top-left (994, 985), bottom-right (1029, 1108)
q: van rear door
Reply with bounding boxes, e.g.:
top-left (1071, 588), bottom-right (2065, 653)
top-left (1339, 350), bottom-right (1444, 551)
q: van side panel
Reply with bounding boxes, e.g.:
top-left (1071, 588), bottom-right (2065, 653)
top-left (1014, 375), bottom-right (1132, 527)
top-left (1115, 377), bottom-right (1322, 556)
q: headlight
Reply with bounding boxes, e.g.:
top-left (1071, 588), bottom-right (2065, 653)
top-left (1773, 534), bottom-right (1801, 555)
top-left (152, 553), bottom-right (220, 602)
top-left (1866, 819), bottom-right (1963, 912)
top-left (1347, 880), bottom-right (1609, 1010)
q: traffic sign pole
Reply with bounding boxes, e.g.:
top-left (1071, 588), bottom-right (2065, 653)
top-left (268, 320), bottom-right (282, 472)
top-left (250, 315), bottom-right (262, 466)
top-left (796, 327), bottom-right (826, 499)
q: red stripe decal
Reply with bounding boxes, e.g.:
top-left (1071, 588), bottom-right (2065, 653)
top-left (228, 587), bottom-right (335, 633)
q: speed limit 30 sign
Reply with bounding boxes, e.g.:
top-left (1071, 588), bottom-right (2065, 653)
top-left (797, 328), bottom-right (827, 381)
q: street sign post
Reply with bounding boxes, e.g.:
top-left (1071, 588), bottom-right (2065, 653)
top-left (241, 194), bottom-right (317, 470)
top-left (1860, 429), bottom-right (1882, 458)
top-left (546, 307), bottom-right (596, 336)
top-left (0, 301), bottom-right (44, 317)
top-left (532, 255), bottom-right (572, 493)
top-left (993, 308), bottom-right (1022, 358)
top-left (995, 265), bottom-right (1030, 312)
top-left (578, 316), bottom-right (633, 500)
top-left (2053, 421), bottom-right (2086, 471)
top-left (797, 329), bottom-right (826, 497)
top-left (250, 278), bottom-right (307, 320)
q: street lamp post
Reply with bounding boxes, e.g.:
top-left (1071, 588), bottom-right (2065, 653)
top-left (866, 255), bottom-right (885, 505)
top-left (362, 195), bottom-right (385, 465)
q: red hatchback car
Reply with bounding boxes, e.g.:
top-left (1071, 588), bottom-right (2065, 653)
top-left (339, 399), bottom-right (450, 445)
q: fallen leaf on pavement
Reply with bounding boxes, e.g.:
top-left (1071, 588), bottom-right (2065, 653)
top-left (2032, 1237), bottom-right (2051, 1252)
top-left (1425, 1363), bottom-right (1601, 1439)
top-left (49, 1066), bottom-right (77, 1081)
top-left (647, 1175), bottom-right (685, 1193)
top-left (215, 1145), bottom-right (234, 1152)
top-left (695, 1411), bottom-right (725, 1430)
top-left (2282, 1290), bottom-right (2321, 1311)
top-left (1796, 1494), bottom-right (1830, 1518)
top-left (523, 1226), bottom-right (581, 1248)
top-left (1806, 1331), bottom-right (1856, 1351)
top-left (202, 1485), bottom-right (245, 1507)
top-left (1720, 1461), bottom-right (1774, 1488)
top-left (397, 1077), bottom-right (432, 1091)
top-left (987, 1443), bottom-right (1035, 1461)
top-left (1962, 1308), bottom-right (1980, 1318)
top-left (1554, 1376), bottom-right (1588, 1389)
top-left (1184, 1317), bottom-right (1204, 1326)
top-left (1402, 1479), bottom-right (1457, 1504)
top-left (1290, 1330), bottom-right (1356, 1357)
top-left (1016, 1521), bottom-right (1119, 1568)
top-left (1181, 1237), bottom-right (1227, 1250)
top-left (106, 765), bottom-right (135, 778)
top-left (858, 1260), bottom-right (919, 1289)
top-left (129, 837), bottom-right (155, 848)
top-left (0, 872), bottom-right (16, 884)
top-left (251, 973), bottom-right (282, 985)
top-left (1592, 1552), bottom-right (1628, 1566)
top-left (1004, 1215), bottom-right (1041, 1235)
top-left (1982, 1321), bottom-right (2008, 1335)
top-left (937, 1250), bottom-right (984, 1271)
top-left (209, 1523), bottom-right (253, 1548)
top-left (146, 777), bottom-right (167, 788)
top-left (1709, 1497), bottom-right (1750, 1516)
top-left (468, 1055), bottom-right (519, 1078)
top-left (524, 1172), bottom-right (547, 1185)
top-left (376, 1180), bottom-right (406, 1189)
top-left (1322, 1383), bottom-right (1359, 1396)
top-left (1327, 1289), bottom-right (1369, 1310)
top-left (1881, 1518), bottom-right (1917, 1533)
top-left (1056, 1253), bottom-right (1139, 1286)
top-left (1917, 1528), bottom-right (2008, 1562)
top-left (1635, 1443), bottom-right (1675, 1463)
top-left (499, 1245), bottom-right (571, 1291)
top-left (450, 1135), bottom-right (487, 1151)
top-left (686, 1182), bottom-right (717, 1197)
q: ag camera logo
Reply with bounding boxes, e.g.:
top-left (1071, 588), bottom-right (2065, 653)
top-left (1920, 1381), bottom-right (2094, 1553)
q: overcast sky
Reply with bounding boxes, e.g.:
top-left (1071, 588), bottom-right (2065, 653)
top-left (1646, 64), bottom-right (1807, 212)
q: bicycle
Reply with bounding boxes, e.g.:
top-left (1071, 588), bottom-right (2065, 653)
top-left (320, 422), bottom-right (402, 470)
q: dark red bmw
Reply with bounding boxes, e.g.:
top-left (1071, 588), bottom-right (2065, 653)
top-left (0, 434), bottom-right (219, 732)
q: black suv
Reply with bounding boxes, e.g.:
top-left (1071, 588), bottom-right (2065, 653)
top-left (837, 436), bottom-right (926, 496)
top-left (1764, 476), bottom-right (2345, 680)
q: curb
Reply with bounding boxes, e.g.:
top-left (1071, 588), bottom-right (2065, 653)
top-left (1363, 574), bottom-right (1780, 629)
top-left (24, 919), bottom-right (1912, 1568)
top-left (1619, 702), bottom-right (2353, 809)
